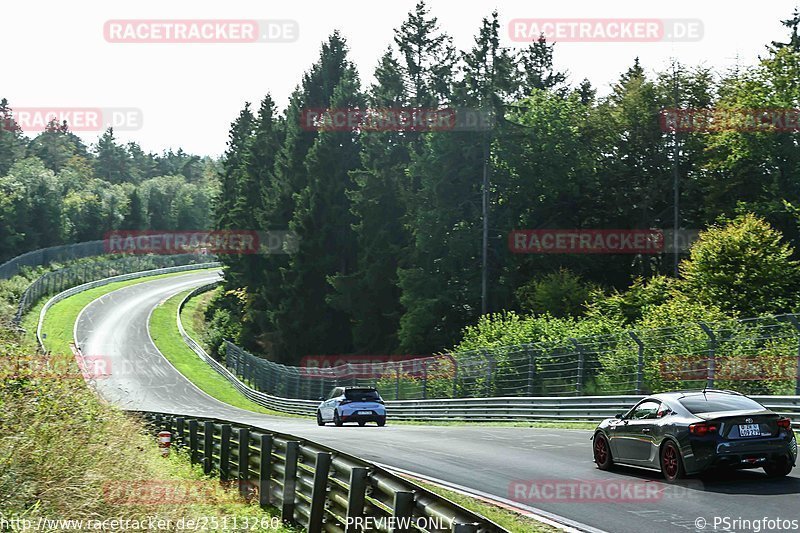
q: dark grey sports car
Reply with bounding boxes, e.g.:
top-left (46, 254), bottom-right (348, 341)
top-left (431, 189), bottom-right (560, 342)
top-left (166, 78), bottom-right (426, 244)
top-left (592, 390), bottom-right (797, 481)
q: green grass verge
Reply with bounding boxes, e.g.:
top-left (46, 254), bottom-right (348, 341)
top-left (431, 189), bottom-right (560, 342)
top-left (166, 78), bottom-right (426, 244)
top-left (40, 269), bottom-right (218, 355)
top-left (150, 290), bottom-right (300, 417)
top-left (409, 478), bottom-right (558, 533)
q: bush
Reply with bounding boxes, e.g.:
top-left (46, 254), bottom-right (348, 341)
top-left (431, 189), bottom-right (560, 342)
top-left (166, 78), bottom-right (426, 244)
top-left (515, 268), bottom-right (595, 318)
top-left (680, 214), bottom-right (800, 316)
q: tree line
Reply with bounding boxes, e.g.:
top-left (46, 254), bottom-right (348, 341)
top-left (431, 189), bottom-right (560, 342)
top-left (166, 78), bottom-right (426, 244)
top-left (208, 3), bottom-right (800, 363)
top-left (0, 108), bottom-right (218, 263)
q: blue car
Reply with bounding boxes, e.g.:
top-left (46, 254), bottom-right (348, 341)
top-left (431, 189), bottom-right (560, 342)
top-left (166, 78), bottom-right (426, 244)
top-left (317, 386), bottom-right (386, 427)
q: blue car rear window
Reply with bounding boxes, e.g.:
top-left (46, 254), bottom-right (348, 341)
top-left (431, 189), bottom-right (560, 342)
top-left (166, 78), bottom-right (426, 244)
top-left (345, 389), bottom-right (381, 401)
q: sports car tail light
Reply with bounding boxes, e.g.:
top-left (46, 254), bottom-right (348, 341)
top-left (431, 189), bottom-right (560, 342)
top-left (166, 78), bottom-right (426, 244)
top-left (689, 422), bottom-right (719, 436)
top-left (777, 417), bottom-right (791, 429)
top-left (340, 400), bottom-right (352, 405)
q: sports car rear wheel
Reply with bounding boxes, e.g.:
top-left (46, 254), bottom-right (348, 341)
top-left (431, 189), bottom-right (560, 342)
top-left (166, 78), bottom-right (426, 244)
top-left (661, 440), bottom-right (685, 481)
top-left (334, 411), bottom-right (343, 427)
top-left (593, 433), bottom-right (613, 470)
top-left (764, 456), bottom-right (793, 478)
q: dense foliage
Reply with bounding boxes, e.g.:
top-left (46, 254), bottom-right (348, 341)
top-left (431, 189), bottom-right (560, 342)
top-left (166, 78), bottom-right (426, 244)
top-left (0, 110), bottom-right (218, 263)
top-left (210, 3), bottom-right (800, 365)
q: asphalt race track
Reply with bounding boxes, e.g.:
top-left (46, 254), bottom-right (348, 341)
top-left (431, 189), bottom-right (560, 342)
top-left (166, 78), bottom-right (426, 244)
top-left (73, 271), bottom-right (800, 533)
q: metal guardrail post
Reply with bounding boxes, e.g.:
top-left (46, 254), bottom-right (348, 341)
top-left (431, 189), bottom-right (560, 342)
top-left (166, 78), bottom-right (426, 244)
top-left (188, 420), bottom-right (199, 465)
top-left (698, 322), bottom-right (716, 389)
top-left (309, 452), bottom-right (332, 531)
top-left (422, 359), bottom-right (428, 400)
top-left (629, 332), bottom-right (644, 395)
top-left (392, 491), bottom-right (415, 533)
top-left (259, 434), bottom-right (273, 507)
top-left (220, 424), bottom-right (232, 482)
top-left (345, 467), bottom-right (368, 533)
top-left (571, 338), bottom-right (584, 395)
top-left (238, 427), bottom-right (250, 498)
top-left (176, 418), bottom-right (185, 446)
top-left (526, 344), bottom-right (536, 396)
top-left (203, 421), bottom-right (214, 474)
top-left (787, 315), bottom-right (800, 396)
top-left (282, 441), bottom-right (300, 522)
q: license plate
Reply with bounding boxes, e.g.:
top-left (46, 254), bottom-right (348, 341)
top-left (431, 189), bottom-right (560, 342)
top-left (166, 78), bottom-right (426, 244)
top-left (739, 423), bottom-right (761, 437)
top-left (358, 411), bottom-right (372, 415)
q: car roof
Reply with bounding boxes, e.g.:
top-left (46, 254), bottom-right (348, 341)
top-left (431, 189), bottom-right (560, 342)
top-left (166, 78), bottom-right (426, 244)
top-left (342, 386), bottom-right (378, 390)
top-left (647, 389), bottom-right (744, 402)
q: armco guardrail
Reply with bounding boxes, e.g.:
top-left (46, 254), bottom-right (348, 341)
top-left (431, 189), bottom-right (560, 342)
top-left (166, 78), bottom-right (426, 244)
top-left (16, 253), bottom-right (213, 325)
top-left (175, 294), bottom-right (800, 429)
top-left (177, 283), bottom-right (317, 417)
top-left (37, 262), bottom-right (220, 353)
top-left (141, 411), bottom-right (507, 533)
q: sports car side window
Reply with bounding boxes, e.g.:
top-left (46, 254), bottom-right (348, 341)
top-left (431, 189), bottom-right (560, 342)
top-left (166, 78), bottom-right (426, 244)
top-left (632, 401), bottom-right (661, 420)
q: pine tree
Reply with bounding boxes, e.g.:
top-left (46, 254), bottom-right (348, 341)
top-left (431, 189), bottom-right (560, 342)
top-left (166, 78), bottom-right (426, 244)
top-left (275, 68), bottom-right (364, 361)
top-left (328, 50), bottom-right (410, 353)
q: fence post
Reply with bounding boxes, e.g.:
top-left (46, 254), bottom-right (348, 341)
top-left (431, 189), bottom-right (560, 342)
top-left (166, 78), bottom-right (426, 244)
top-left (395, 367), bottom-right (401, 400)
top-left (786, 315), bottom-right (800, 396)
top-left (698, 322), bottom-right (716, 389)
top-left (526, 344), bottom-right (536, 396)
top-left (392, 491), bottom-right (415, 533)
top-left (571, 338), bottom-right (584, 395)
top-left (629, 332), bottom-right (645, 395)
top-left (281, 441), bottom-right (299, 522)
top-left (452, 357), bottom-right (459, 399)
top-left (203, 421), bottom-right (214, 474)
top-left (422, 359), bottom-right (428, 399)
top-left (175, 417), bottom-right (185, 447)
top-left (220, 424), bottom-right (232, 482)
top-left (345, 467), bottom-right (368, 533)
top-left (484, 351), bottom-right (495, 396)
top-left (258, 434), bottom-right (273, 508)
top-left (309, 452), bottom-right (332, 531)
top-left (238, 427), bottom-right (250, 498)
top-left (188, 420), bottom-right (199, 465)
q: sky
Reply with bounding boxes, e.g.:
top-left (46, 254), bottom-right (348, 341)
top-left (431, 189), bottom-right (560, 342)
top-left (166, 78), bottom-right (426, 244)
top-left (4, 0), bottom-right (798, 156)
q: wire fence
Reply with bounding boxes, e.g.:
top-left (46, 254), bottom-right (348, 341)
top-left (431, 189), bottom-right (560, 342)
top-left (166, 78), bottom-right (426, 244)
top-left (224, 314), bottom-right (800, 401)
top-left (0, 240), bottom-right (106, 279)
top-left (14, 253), bottom-right (213, 325)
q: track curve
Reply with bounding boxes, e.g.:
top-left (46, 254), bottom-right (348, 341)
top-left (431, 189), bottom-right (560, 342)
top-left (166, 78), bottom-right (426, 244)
top-left (73, 271), bottom-right (800, 533)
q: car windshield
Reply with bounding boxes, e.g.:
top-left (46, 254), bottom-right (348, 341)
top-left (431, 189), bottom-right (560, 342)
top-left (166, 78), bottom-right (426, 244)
top-left (345, 389), bottom-right (381, 402)
top-left (678, 394), bottom-right (765, 414)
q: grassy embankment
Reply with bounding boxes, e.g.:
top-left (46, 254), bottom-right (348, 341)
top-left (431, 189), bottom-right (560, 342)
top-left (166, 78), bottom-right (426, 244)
top-left (1, 269), bottom-right (291, 530)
